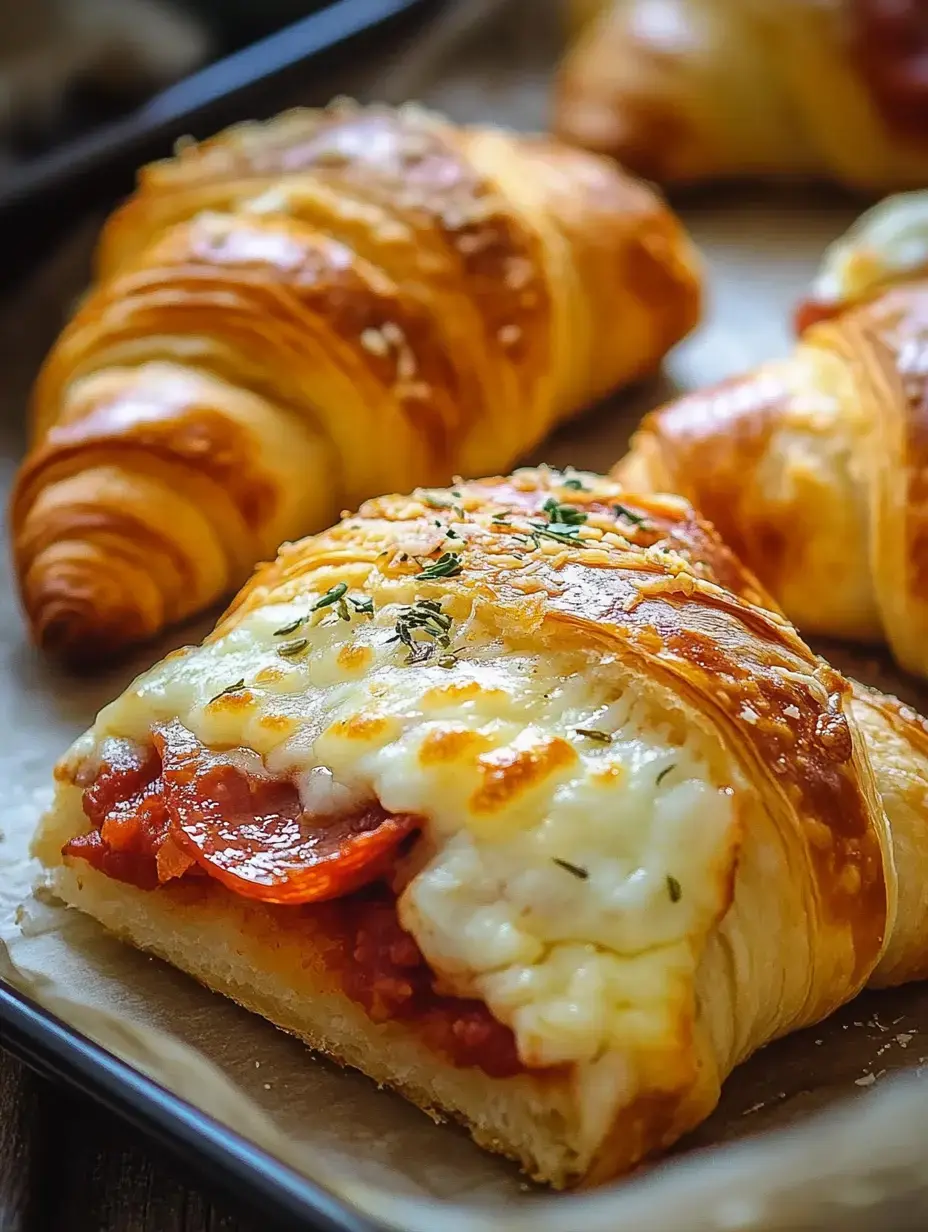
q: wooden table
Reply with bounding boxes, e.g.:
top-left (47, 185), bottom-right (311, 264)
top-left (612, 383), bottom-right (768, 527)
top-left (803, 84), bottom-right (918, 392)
top-left (0, 1050), bottom-right (251, 1232)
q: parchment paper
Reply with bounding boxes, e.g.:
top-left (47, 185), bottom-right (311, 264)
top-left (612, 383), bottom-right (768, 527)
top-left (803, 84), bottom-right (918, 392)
top-left (4, 3), bottom-right (928, 1229)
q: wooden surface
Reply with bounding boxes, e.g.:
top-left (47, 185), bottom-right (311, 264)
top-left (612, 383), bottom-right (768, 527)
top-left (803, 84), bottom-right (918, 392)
top-left (0, 1050), bottom-right (252, 1232)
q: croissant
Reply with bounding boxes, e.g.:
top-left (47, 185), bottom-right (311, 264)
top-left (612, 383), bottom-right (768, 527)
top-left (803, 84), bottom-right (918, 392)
top-left (31, 465), bottom-right (928, 1187)
top-left (616, 267), bottom-right (928, 678)
top-left (9, 99), bottom-right (701, 667)
top-left (554, 0), bottom-right (928, 190)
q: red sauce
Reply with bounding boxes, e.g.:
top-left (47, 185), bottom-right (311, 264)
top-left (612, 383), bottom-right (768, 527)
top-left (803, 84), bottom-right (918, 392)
top-left (851, 0), bottom-right (928, 142)
top-left (331, 892), bottom-right (524, 1079)
top-left (66, 731), bottom-right (529, 1080)
top-left (794, 296), bottom-right (843, 336)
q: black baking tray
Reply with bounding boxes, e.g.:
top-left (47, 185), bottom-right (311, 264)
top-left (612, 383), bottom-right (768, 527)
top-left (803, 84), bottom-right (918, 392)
top-left (0, 0), bottom-right (443, 293)
top-left (0, 981), bottom-right (376, 1232)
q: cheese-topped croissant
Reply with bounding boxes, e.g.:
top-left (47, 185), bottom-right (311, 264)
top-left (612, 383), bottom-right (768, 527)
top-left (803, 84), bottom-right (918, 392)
top-left (37, 466), bottom-right (928, 1189)
top-left (554, 0), bottom-right (928, 190)
top-left (796, 191), bottom-right (928, 331)
top-left (10, 98), bottom-right (701, 666)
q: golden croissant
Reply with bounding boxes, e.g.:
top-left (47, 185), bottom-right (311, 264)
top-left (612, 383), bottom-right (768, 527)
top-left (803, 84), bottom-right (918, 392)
top-left (616, 263), bottom-right (928, 678)
top-left (9, 98), bottom-right (701, 666)
top-left (31, 466), bottom-right (928, 1187)
top-left (554, 0), bottom-right (928, 190)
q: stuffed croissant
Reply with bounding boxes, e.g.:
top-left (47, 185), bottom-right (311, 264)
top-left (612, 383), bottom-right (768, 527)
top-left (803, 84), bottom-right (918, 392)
top-left (34, 467), bottom-right (928, 1188)
top-left (617, 235), bottom-right (928, 679)
top-left (10, 98), bottom-right (700, 666)
top-left (555, 0), bottom-right (928, 191)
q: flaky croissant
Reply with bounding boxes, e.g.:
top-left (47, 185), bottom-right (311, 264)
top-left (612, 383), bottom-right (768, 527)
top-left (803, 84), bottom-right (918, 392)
top-left (31, 465), bottom-right (928, 1187)
top-left (10, 99), bottom-right (701, 665)
top-left (554, 0), bottom-right (928, 190)
top-left (616, 269), bottom-right (928, 678)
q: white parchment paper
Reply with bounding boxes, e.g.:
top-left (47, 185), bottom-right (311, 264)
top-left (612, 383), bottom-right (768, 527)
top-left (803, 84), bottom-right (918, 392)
top-left (4, 3), bottom-right (928, 1228)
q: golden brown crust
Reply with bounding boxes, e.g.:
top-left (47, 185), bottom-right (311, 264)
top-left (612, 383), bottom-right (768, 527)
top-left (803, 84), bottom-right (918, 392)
top-left (11, 101), bottom-right (701, 665)
top-left (554, 0), bottom-right (928, 190)
top-left (616, 279), bottom-right (928, 679)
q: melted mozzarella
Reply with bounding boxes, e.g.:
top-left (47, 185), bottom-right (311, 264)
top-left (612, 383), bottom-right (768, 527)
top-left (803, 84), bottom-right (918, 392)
top-left (810, 190), bottom-right (928, 306)
top-left (82, 584), bottom-right (740, 1073)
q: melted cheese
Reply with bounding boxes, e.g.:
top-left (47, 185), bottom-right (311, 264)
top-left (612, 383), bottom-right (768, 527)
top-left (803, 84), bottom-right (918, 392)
top-left (71, 573), bottom-right (740, 1082)
top-left (810, 190), bottom-right (928, 306)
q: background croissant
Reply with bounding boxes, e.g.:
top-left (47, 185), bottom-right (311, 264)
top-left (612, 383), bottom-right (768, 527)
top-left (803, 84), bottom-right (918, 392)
top-left (10, 98), bottom-right (701, 665)
top-left (554, 0), bottom-right (928, 190)
top-left (616, 251), bottom-right (928, 677)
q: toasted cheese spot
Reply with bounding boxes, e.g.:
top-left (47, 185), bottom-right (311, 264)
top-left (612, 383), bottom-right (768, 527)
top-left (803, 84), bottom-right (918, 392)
top-left (470, 737), bottom-right (576, 814)
top-left (336, 643), bottom-right (374, 673)
top-left (592, 763), bottom-right (625, 786)
top-left (421, 680), bottom-right (505, 707)
top-left (255, 665), bottom-right (287, 685)
top-left (208, 690), bottom-right (255, 713)
top-left (328, 712), bottom-right (391, 741)
top-left (258, 714), bottom-right (298, 736)
top-left (418, 726), bottom-right (493, 766)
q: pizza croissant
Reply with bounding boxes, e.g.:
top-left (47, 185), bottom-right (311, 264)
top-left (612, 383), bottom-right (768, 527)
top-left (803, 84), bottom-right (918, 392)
top-left (616, 273), bottom-right (928, 679)
top-left (795, 190), bottom-right (928, 332)
top-left (554, 0), bottom-right (928, 190)
top-left (10, 98), bottom-right (701, 667)
top-left (35, 466), bottom-right (928, 1189)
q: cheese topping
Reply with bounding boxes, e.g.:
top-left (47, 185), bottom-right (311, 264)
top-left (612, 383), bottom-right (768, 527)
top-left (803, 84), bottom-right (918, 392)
top-left (810, 190), bottom-right (928, 307)
top-left (72, 565), bottom-right (739, 1074)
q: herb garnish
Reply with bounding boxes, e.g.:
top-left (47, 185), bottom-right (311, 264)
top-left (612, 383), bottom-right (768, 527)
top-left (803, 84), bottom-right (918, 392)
top-left (312, 582), bottom-right (348, 610)
top-left (666, 875), bottom-right (682, 903)
top-left (542, 497), bottom-right (587, 526)
top-left (575, 728), bottom-right (613, 743)
top-left (416, 551), bottom-right (463, 580)
top-left (277, 637), bottom-right (309, 658)
top-left (350, 596), bottom-right (374, 616)
top-left (553, 858), bottom-right (589, 881)
top-left (530, 524), bottom-right (585, 546)
top-left (273, 616), bottom-right (305, 636)
top-left (208, 679), bottom-right (246, 704)
top-left (614, 503), bottom-right (649, 528)
top-left (274, 582), bottom-right (354, 636)
top-left (656, 764), bottom-right (676, 786)
top-left (562, 477), bottom-right (587, 491)
top-left (389, 599), bottom-right (455, 664)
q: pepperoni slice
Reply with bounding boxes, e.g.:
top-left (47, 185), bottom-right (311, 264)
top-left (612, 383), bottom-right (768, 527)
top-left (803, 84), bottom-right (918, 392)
top-left (152, 720), bottom-right (419, 904)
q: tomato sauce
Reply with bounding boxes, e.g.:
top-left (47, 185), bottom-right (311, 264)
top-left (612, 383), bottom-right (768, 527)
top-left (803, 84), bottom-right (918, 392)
top-left (66, 732), bottom-right (528, 1080)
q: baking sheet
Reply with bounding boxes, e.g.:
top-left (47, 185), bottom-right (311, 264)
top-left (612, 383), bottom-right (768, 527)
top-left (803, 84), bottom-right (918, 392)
top-left (4, 2), bottom-right (928, 1229)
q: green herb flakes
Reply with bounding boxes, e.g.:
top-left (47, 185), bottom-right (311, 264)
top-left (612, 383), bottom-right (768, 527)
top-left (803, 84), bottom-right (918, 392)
top-left (277, 637), bottom-right (309, 659)
top-left (666, 875), bottom-right (682, 903)
top-left (416, 551), bottom-right (463, 580)
top-left (208, 679), bottom-right (246, 704)
top-left (575, 728), bottom-right (613, 743)
top-left (273, 616), bottom-right (305, 636)
top-left (614, 504), bottom-right (649, 528)
top-left (553, 858), bottom-right (589, 881)
top-left (311, 582), bottom-right (348, 611)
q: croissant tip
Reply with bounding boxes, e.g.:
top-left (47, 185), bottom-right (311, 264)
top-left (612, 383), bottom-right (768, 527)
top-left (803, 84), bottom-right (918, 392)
top-left (18, 564), bottom-right (152, 669)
